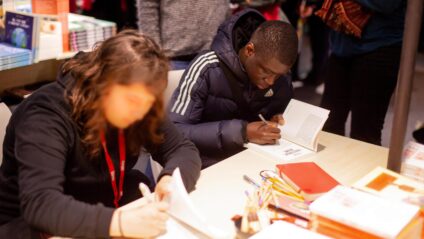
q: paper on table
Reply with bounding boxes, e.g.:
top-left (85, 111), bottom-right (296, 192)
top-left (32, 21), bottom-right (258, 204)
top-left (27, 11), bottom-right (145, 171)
top-left (246, 139), bottom-right (313, 161)
top-left (250, 221), bottom-right (331, 239)
top-left (165, 168), bottom-right (228, 239)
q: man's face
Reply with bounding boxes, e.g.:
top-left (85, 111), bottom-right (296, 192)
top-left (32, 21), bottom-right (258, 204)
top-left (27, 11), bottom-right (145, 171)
top-left (243, 44), bottom-right (291, 89)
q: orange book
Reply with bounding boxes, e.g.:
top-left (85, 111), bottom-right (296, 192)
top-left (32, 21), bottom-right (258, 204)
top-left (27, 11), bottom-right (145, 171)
top-left (276, 162), bottom-right (340, 202)
top-left (32, 0), bottom-right (69, 52)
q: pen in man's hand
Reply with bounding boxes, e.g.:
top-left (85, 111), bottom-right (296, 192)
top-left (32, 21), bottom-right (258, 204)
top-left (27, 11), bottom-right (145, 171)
top-left (258, 114), bottom-right (269, 125)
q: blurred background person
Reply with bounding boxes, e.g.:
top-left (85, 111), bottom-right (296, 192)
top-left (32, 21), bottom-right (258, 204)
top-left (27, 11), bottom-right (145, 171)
top-left (318, 0), bottom-right (406, 145)
top-left (136, 0), bottom-right (230, 70)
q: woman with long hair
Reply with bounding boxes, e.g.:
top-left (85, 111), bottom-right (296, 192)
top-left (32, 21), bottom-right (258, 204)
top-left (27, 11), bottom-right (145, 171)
top-left (0, 30), bottom-right (201, 238)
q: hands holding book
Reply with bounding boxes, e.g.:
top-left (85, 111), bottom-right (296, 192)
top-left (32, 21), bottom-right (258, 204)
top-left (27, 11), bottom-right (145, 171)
top-left (246, 114), bottom-right (284, 145)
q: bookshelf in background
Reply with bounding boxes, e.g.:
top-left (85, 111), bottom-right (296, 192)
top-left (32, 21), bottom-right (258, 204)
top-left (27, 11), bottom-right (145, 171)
top-left (0, 1), bottom-right (117, 95)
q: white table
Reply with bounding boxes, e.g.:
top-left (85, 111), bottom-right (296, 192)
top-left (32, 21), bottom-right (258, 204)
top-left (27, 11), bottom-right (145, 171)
top-left (189, 131), bottom-right (388, 237)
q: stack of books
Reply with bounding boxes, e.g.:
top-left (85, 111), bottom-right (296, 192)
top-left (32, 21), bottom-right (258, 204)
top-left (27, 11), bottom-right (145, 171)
top-left (68, 13), bottom-right (116, 52)
top-left (401, 141), bottom-right (424, 184)
top-left (309, 185), bottom-right (423, 239)
top-left (0, 42), bottom-right (32, 70)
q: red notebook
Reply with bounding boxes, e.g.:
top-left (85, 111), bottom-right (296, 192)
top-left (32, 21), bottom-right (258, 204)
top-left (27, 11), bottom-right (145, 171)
top-left (276, 162), bottom-right (340, 202)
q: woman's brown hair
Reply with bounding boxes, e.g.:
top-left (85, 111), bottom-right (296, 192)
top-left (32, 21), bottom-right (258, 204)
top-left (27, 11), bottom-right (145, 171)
top-left (62, 30), bottom-right (169, 158)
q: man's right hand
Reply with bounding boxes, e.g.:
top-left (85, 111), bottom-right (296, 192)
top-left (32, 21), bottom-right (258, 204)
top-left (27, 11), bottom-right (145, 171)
top-left (246, 121), bottom-right (281, 144)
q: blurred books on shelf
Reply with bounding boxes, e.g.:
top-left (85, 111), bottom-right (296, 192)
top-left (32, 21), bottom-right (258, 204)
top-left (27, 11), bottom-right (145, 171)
top-left (32, 0), bottom-right (69, 52)
top-left (401, 141), bottom-right (424, 184)
top-left (37, 14), bottom-right (62, 61)
top-left (0, 3), bottom-right (116, 72)
top-left (310, 185), bottom-right (423, 239)
top-left (0, 42), bottom-right (31, 70)
top-left (2, 0), bottom-right (31, 14)
top-left (68, 13), bottom-right (116, 52)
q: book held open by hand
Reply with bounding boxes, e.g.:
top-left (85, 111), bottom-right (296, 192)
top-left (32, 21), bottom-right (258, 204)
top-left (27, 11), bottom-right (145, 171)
top-left (246, 99), bottom-right (329, 161)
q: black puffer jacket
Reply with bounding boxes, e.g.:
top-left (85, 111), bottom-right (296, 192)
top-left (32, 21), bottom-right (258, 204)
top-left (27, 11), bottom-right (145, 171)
top-left (169, 9), bottom-right (293, 167)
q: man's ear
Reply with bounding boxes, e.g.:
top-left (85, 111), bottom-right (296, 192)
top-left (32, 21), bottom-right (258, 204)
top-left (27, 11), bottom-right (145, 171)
top-left (245, 42), bottom-right (255, 57)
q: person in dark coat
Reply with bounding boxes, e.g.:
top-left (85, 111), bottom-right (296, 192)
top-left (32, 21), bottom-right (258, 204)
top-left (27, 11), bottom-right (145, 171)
top-left (0, 30), bottom-right (201, 238)
top-left (169, 9), bottom-right (298, 167)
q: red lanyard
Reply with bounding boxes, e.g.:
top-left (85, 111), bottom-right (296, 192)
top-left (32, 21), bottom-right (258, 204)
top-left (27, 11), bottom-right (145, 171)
top-left (100, 130), bottom-right (126, 208)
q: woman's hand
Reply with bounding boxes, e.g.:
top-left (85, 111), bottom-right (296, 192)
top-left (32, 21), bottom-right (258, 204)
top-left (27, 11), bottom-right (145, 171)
top-left (155, 175), bottom-right (172, 201)
top-left (110, 202), bottom-right (169, 238)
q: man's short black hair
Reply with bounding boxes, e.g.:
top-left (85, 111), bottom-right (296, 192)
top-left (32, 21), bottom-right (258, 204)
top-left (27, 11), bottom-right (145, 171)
top-left (250, 21), bottom-right (298, 66)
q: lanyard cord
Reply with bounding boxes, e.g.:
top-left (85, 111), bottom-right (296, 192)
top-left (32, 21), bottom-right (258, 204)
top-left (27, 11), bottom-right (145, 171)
top-left (100, 130), bottom-right (126, 208)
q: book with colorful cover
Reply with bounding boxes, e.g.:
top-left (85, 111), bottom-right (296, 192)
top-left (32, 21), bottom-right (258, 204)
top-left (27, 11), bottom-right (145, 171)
top-left (353, 166), bottom-right (424, 210)
top-left (276, 162), bottom-right (340, 202)
top-left (32, 0), bottom-right (69, 52)
top-left (36, 13), bottom-right (63, 61)
top-left (310, 185), bottom-right (423, 239)
top-left (4, 10), bottom-right (38, 58)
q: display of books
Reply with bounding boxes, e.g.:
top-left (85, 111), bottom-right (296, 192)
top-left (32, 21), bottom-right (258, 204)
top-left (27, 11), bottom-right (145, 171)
top-left (0, 9), bottom-right (116, 71)
top-left (68, 13), bottom-right (116, 52)
top-left (246, 99), bottom-right (329, 161)
top-left (0, 42), bottom-right (32, 70)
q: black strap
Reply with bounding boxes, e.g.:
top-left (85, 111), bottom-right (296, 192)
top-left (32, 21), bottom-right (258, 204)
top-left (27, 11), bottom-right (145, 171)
top-left (218, 57), bottom-right (251, 118)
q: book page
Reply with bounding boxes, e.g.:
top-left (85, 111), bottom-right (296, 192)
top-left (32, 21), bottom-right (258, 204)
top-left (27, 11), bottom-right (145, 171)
top-left (166, 168), bottom-right (227, 239)
top-left (281, 99), bottom-right (329, 151)
top-left (246, 139), bottom-right (313, 161)
top-left (119, 168), bottom-right (227, 238)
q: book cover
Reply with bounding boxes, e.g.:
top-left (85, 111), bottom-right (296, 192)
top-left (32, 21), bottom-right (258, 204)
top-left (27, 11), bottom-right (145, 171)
top-left (4, 11), bottom-right (36, 50)
top-left (32, 0), bottom-right (69, 52)
top-left (353, 166), bottom-right (424, 209)
top-left (276, 162), bottom-right (340, 202)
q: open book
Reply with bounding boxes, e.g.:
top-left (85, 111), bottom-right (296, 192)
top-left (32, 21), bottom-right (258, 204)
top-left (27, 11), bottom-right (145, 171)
top-left (119, 168), bottom-right (227, 239)
top-left (160, 168), bottom-right (227, 239)
top-left (246, 99), bottom-right (329, 161)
